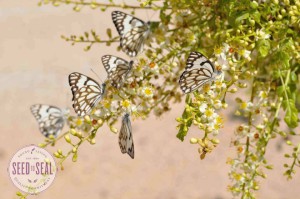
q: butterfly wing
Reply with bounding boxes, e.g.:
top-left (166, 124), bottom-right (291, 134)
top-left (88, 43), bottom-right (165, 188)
top-left (30, 104), bottom-right (65, 138)
top-left (120, 25), bottom-right (149, 57)
top-left (112, 11), bottom-right (146, 36)
top-left (112, 10), bottom-right (149, 57)
top-left (102, 55), bottom-right (132, 88)
top-left (118, 114), bottom-right (134, 159)
top-left (68, 72), bottom-right (105, 116)
top-left (179, 52), bottom-right (216, 94)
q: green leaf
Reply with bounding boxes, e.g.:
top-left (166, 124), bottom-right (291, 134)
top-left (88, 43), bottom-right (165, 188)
top-left (177, 95), bottom-right (193, 141)
top-left (290, 71), bottom-right (297, 82)
top-left (235, 12), bottom-right (249, 25)
top-left (278, 51), bottom-right (290, 69)
top-left (282, 99), bottom-right (298, 128)
top-left (273, 51), bottom-right (290, 69)
top-left (149, 21), bottom-right (160, 31)
top-left (251, 10), bottom-right (261, 23)
top-left (277, 85), bottom-right (284, 96)
top-left (257, 39), bottom-right (270, 57)
top-left (176, 125), bottom-right (188, 142)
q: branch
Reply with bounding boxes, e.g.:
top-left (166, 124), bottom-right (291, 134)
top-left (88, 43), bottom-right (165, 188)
top-left (38, 0), bottom-right (158, 10)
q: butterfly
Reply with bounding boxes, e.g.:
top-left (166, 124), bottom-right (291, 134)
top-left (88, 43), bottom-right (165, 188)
top-left (30, 104), bottom-right (69, 138)
top-left (68, 72), bottom-right (106, 116)
top-left (102, 55), bottom-right (133, 88)
top-left (179, 52), bottom-right (222, 94)
top-left (119, 113), bottom-right (134, 159)
top-left (112, 10), bottom-right (150, 57)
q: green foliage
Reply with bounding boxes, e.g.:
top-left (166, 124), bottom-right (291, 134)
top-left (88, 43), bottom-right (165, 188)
top-left (35, 0), bottom-right (300, 198)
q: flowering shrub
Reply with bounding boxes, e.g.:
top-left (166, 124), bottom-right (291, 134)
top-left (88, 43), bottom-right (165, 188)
top-left (17, 0), bottom-right (300, 198)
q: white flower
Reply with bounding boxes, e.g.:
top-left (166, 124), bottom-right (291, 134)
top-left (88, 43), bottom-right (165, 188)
top-left (141, 86), bottom-right (154, 98)
top-left (256, 29), bottom-right (270, 40)
top-left (214, 80), bottom-right (226, 90)
top-left (147, 62), bottom-right (159, 74)
top-left (199, 103), bottom-right (207, 113)
top-left (110, 100), bottom-right (119, 112)
top-left (213, 100), bottom-right (222, 109)
top-left (241, 49), bottom-right (251, 61)
top-left (207, 90), bottom-right (215, 98)
top-left (215, 43), bottom-right (230, 70)
top-left (121, 100), bottom-right (131, 111)
top-left (240, 101), bottom-right (253, 112)
top-left (259, 91), bottom-right (268, 99)
top-left (126, 77), bottom-right (134, 84)
top-left (204, 108), bottom-right (218, 122)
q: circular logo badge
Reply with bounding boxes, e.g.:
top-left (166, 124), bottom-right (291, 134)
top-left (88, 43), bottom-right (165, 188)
top-left (8, 145), bottom-right (57, 194)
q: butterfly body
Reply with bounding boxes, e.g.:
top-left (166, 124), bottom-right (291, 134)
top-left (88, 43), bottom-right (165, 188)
top-left (102, 55), bottom-right (133, 88)
top-left (119, 113), bottom-right (134, 159)
top-left (179, 52), bottom-right (222, 94)
top-left (69, 72), bottom-right (106, 116)
top-left (112, 11), bottom-right (150, 57)
top-left (30, 104), bottom-right (69, 138)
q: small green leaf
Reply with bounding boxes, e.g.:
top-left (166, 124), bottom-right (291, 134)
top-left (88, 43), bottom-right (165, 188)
top-left (84, 32), bottom-right (89, 38)
top-left (283, 99), bottom-right (298, 128)
top-left (106, 28), bottom-right (112, 38)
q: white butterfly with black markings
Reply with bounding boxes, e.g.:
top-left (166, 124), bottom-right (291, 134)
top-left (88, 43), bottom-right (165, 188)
top-left (30, 104), bottom-right (69, 138)
top-left (119, 113), bottom-right (134, 159)
top-left (179, 52), bottom-right (222, 94)
top-left (112, 10), bottom-right (150, 57)
top-left (69, 72), bottom-right (106, 116)
top-left (102, 55), bottom-right (133, 89)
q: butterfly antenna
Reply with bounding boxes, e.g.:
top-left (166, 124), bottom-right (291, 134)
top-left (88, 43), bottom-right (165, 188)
top-left (90, 68), bottom-right (104, 84)
top-left (149, 10), bottom-right (157, 21)
top-left (146, 9), bottom-right (150, 21)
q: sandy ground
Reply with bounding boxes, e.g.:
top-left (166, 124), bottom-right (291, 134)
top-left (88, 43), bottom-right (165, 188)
top-left (1, 1), bottom-right (300, 198)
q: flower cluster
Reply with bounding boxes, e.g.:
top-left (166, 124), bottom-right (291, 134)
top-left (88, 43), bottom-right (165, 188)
top-left (33, 0), bottom-right (300, 199)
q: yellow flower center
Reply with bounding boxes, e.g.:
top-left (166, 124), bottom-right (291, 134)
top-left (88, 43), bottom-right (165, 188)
top-left (121, 100), bottom-right (131, 108)
top-left (76, 119), bottom-right (82, 126)
top-left (215, 115), bottom-right (223, 125)
top-left (149, 62), bottom-right (156, 68)
top-left (101, 100), bottom-right (110, 109)
top-left (240, 102), bottom-right (247, 109)
top-left (144, 87), bottom-right (153, 96)
top-left (216, 65), bottom-right (222, 71)
top-left (205, 109), bottom-right (214, 117)
top-left (214, 47), bottom-right (222, 55)
top-left (203, 83), bottom-right (211, 92)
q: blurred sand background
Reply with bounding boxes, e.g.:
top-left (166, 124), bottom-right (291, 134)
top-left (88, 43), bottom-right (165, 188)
top-left (1, 1), bottom-right (300, 198)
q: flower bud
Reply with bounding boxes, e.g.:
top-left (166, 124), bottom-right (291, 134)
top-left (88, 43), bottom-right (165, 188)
top-left (97, 119), bottom-right (104, 126)
top-left (72, 153), bottom-right (78, 162)
top-left (91, 138), bottom-right (96, 145)
top-left (72, 147), bottom-right (77, 153)
top-left (38, 143), bottom-right (46, 148)
top-left (110, 126), bottom-right (118, 134)
top-left (57, 149), bottom-right (62, 154)
top-left (84, 115), bottom-right (91, 123)
top-left (64, 134), bottom-right (71, 143)
top-left (54, 152), bottom-right (60, 158)
top-left (211, 138), bottom-right (220, 144)
top-left (70, 128), bottom-right (77, 136)
top-left (190, 138), bottom-right (198, 144)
